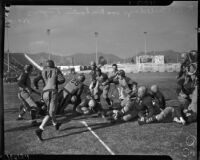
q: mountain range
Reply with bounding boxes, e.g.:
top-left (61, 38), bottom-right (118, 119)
top-left (27, 50), bottom-right (182, 66)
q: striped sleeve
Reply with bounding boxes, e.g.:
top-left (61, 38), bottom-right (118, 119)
top-left (57, 68), bottom-right (65, 85)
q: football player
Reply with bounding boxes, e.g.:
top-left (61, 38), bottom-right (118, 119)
top-left (149, 85), bottom-right (166, 110)
top-left (56, 73), bottom-right (86, 114)
top-left (108, 64), bottom-right (119, 83)
top-left (177, 74), bottom-right (196, 110)
top-left (89, 61), bottom-right (97, 92)
top-left (176, 51), bottom-right (197, 88)
top-left (135, 86), bottom-right (161, 125)
top-left (137, 99), bottom-right (196, 125)
top-left (34, 60), bottom-right (65, 141)
top-left (106, 82), bottom-right (138, 123)
top-left (75, 95), bottom-right (100, 115)
top-left (108, 64), bottom-right (120, 99)
top-left (17, 64), bottom-right (40, 126)
top-left (92, 67), bottom-right (113, 108)
top-left (114, 70), bottom-right (135, 101)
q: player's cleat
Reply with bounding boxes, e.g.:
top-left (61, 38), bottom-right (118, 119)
top-left (35, 128), bottom-right (43, 141)
top-left (55, 122), bottom-right (62, 130)
top-left (146, 117), bottom-right (156, 123)
top-left (138, 118), bottom-right (146, 125)
top-left (16, 117), bottom-right (24, 120)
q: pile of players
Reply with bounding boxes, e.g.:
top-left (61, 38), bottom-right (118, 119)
top-left (16, 50), bottom-right (197, 141)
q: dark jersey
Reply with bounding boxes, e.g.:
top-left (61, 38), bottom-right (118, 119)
top-left (17, 72), bottom-right (31, 90)
top-left (149, 91), bottom-right (166, 110)
top-left (177, 78), bottom-right (196, 96)
top-left (89, 69), bottom-right (97, 82)
top-left (136, 95), bottom-right (160, 118)
top-left (96, 72), bottom-right (109, 86)
top-left (108, 70), bottom-right (118, 83)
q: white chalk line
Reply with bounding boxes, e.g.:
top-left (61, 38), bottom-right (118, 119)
top-left (80, 120), bottom-right (115, 155)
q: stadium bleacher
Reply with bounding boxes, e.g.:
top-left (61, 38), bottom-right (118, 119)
top-left (4, 53), bottom-right (41, 82)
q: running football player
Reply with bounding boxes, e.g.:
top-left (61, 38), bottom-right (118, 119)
top-left (34, 60), bottom-right (65, 141)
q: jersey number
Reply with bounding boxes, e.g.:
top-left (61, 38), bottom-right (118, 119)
top-left (45, 70), bottom-right (52, 79)
top-left (71, 79), bottom-right (80, 86)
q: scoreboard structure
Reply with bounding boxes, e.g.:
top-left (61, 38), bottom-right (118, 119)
top-left (136, 55), bottom-right (165, 64)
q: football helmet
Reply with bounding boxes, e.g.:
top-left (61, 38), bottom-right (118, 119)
top-left (90, 61), bottom-right (96, 66)
top-left (46, 60), bottom-right (55, 68)
top-left (186, 63), bottom-right (197, 76)
top-left (117, 70), bottom-right (125, 77)
top-left (137, 86), bottom-right (147, 98)
top-left (96, 67), bottom-right (101, 73)
top-left (150, 85), bottom-right (159, 93)
top-left (77, 73), bottom-right (85, 82)
top-left (24, 64), bottom-right (33, 72)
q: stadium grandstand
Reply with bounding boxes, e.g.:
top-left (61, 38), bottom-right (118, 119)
top-left (4, 53), bottom-right (42, 82)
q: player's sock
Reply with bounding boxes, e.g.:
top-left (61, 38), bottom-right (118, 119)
top-left (105, 98), bottom-right (112, 106)
top-left (30, 109), bottom-right (37, 120)
top-left (31, 120), bottom-right (40, 126)
top-left (55, 122), bottom-right (62, 130)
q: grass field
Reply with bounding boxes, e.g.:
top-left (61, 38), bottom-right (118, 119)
top-left (3, 72), bottom-right (197, 160)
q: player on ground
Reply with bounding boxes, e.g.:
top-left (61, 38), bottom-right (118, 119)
top-left (114, 69), bottom-right (135, 101)
top-left (106, 82), bottom-right (138, 123)
top-left (56, 73), bottom-right (86, 114)
top-left (135, 86), bottom-right (161, 125)
top-left (16, 64), bottom-right (40, 126)
top-left (149, 85), bottom-right (166, 110)
top-left (91, 67), bottom-right (113, 109)
top-left (34, 60), bottom-right (65, 141)
top-left (75, 95), bottom-right (100, 115)
top-left (137, 99), bottom-right (196, 125)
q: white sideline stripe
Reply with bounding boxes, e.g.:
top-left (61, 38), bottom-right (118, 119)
top-left (80, 120), bottom-right (115, 155)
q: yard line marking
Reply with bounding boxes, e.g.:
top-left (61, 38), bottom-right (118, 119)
top-left (80, 120), bottom-right (115, 155)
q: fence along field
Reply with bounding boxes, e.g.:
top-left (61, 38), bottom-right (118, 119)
top-left (3, 72), bottom-right (197, 159)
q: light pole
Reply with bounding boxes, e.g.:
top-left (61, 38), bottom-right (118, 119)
top-left (94, 32), bottom-right (98, 65)
top-left (195, 27), bottom-right (199, 50)
top-left (144, 31), bottom-right (147, 55)
top-left (46, 29), bottom-right (51, 60)
top-left (5, 21), bottom-right (10, 72)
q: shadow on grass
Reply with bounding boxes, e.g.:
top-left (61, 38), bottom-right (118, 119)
top-left (43, 121), bottom-right (124, 141)
top-left (5, 122), bottom-right (41, 133)
top-left (4, 110), bottom-right (83, 133)
top-left (5, 114), bottom-right (73, 133)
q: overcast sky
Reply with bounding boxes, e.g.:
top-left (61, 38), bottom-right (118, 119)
top-left (5, 1), bottom-right (198, 58)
